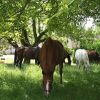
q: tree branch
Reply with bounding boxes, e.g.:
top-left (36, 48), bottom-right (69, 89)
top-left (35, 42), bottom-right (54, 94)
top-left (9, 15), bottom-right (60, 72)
top-left (38, 29), bottom-right (48, 40)
top-left (32, 29), bottom-right (48, 46)
top-left (5, 37), bottom-right (18, 48)
top-left (20, 28), bottom-right (31, 46)
top-left (16, 0), bottom-right (31, 19)
top-left (32, 19), bottom-right (38, 41)
top-left (13, 0), bottom-right (31, 26)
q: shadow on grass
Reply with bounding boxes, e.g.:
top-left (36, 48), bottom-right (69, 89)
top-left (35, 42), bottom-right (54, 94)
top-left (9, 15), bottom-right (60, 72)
top-left (0, 72), bottom-right (43, 100)
top-left (0, 64), bottom-right (100, 100)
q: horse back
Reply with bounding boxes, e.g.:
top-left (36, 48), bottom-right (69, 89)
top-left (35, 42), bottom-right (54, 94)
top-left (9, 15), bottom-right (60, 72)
top-left (40, 38), bottom-right (64, 72)
top-left (75, 49), bottom-right (89, 62)
top-left (15, 47), bottom-right (25, 58)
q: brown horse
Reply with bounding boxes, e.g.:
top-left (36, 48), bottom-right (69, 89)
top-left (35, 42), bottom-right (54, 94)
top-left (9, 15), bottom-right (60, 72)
top-left (40, 38), bottom-right (65, 96)
top-left (87, 50), bottom-right (100, 63)
top-left (14, 46), bottom-right (40, 68)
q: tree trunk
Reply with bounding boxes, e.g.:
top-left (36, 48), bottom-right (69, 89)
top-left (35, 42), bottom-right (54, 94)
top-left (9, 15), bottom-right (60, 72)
top-left (33, 29), bottom-right (48, 46)
top-left (32, 19), bottom-right (38, 44)
top-left (6, 37), bottom-right (18, 48)
top-left (20, 27), bottom-right (31, 46)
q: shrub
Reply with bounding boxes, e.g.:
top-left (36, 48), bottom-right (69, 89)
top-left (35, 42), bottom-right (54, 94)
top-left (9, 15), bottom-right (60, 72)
top-left (80, 40), bottom-right (100, 54)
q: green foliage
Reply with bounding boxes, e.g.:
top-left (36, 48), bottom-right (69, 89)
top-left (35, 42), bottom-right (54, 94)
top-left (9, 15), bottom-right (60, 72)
top-left (80, 0), bottom-right (100, 25)
top-left (0, 38), bottom-right (9, 52)
top-left (92, 40), bottom-right (100, 53)
top-left (81, 40), bottom-right (100, 53)
top-left (0, 0), bottom-right (100, 47)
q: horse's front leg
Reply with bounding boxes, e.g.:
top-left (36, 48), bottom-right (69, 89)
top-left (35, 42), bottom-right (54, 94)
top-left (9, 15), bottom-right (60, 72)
top-left (19, 58), bottom-right (23, 68)
top-left (15, 58), bottom-right (19, 67)
top-left (59, 63), bottom-right (63, 84)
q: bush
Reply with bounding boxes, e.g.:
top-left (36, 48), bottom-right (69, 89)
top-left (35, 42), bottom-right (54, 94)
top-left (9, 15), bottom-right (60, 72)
top-left (92, 40), bottom-right (100, 53)
top-left (80, 40), bottom-right (100, 54)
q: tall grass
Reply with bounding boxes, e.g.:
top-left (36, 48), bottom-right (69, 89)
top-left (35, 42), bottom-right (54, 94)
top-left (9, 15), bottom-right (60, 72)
top-left (0, 63), bottom-right (100, 100)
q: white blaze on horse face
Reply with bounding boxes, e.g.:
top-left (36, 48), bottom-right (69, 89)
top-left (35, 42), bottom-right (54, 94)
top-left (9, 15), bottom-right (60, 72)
top-left (46, 80), bottom-right (49, 93)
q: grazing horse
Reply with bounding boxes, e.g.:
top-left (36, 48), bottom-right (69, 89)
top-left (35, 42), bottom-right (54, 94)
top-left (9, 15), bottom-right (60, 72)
top-left (14, 46), bottom-right (40, 68)
top-left (40, 38), bottom-right (65, 96)
top-left (75, 49), bottom-right (90, 70)
top-left (87, 50), bottom-right (100, 63)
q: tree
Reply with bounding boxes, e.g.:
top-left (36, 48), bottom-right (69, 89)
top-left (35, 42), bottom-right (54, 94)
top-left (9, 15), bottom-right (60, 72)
top-left (0, 0), bottom-right (100, 48)
top-left (48, 0), bottom-right (100, 40)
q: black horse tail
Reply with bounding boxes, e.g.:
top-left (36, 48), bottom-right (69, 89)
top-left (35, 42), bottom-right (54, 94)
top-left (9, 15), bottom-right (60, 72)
top-left (14, 49), bottom-right (17, 66)
top-left (67, 54), bottom-right (71, 65)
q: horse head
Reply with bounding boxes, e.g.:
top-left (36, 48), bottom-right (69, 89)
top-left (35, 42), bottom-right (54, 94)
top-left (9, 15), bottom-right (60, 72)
top-left (42, 71), bottom-right (53, 96)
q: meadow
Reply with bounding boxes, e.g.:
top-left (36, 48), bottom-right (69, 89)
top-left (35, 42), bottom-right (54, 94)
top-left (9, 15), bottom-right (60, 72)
top-left (0, 63), bottom-right (100, 100)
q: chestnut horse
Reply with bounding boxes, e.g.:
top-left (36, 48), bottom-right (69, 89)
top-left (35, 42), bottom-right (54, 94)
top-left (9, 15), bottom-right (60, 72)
top-left (14, 46), bottom-right (40, 68)
top-left (40, 38), bottom-right (65, 96)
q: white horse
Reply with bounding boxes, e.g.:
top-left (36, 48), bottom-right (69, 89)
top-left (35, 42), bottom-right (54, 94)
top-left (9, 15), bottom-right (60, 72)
top-left (75, 49), bottom-right (90, 70)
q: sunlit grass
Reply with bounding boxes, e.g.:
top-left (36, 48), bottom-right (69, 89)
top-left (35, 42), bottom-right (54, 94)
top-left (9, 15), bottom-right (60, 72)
top-left (0, 63), bottom-right (100, 100)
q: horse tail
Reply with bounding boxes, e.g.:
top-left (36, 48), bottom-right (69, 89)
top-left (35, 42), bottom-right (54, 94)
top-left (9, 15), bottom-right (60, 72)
top-left (67, 54), bottom-right (71, 65)
top-left (14, 49), bottom-right (17, 66)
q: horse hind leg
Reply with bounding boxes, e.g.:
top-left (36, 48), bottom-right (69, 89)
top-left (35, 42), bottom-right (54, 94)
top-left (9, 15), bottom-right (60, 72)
top-left (83, 61), bottom-right (89, 71)
top-left (15, 58), bottom-right (19, 67)
top-left (59, 63), bottom-right (63, 84)
top-left (35, 59), bottom-right (38, 65)
top-left (19, 58), bottom-right (23, 68)
top-left (76, 60), bottom-right (81, 69)
top-left (86, 61), bottom-right (90, 71)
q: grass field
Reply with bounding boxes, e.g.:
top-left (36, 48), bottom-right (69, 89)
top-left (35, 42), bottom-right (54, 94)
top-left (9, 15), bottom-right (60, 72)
top-left (0, 63), bottom-right (100, 100)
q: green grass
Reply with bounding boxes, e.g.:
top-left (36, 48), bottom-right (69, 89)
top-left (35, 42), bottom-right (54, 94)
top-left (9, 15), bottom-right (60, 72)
top-left (0, 63), bottom-right (100, 100)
